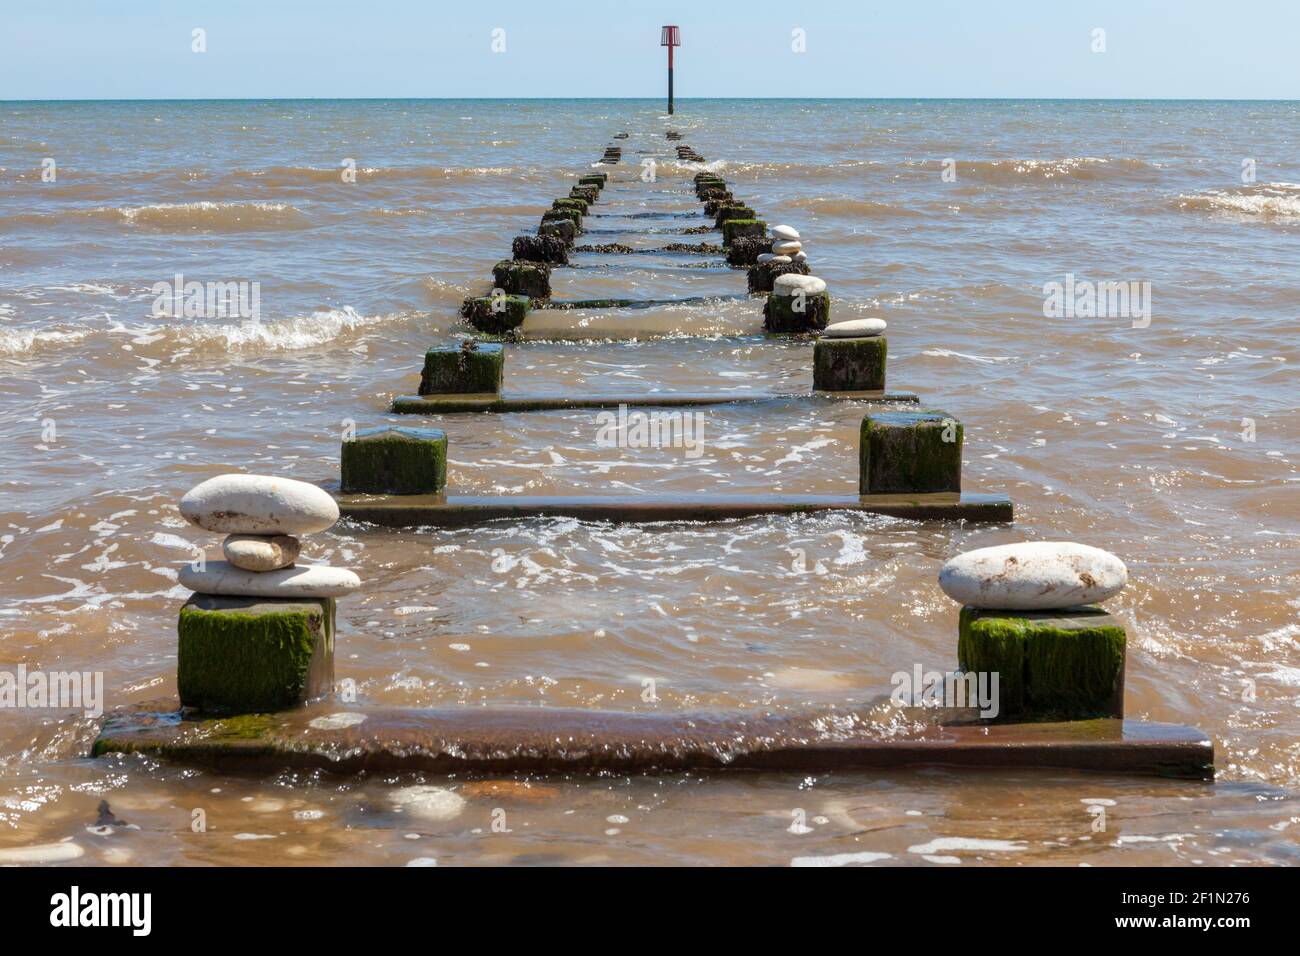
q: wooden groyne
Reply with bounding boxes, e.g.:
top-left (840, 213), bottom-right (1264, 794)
top-left (89, 130), bottom-right (1211, 781)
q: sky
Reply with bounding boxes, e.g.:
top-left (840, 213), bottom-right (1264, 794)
top-left (1, 0), bottom-right (1296, 100)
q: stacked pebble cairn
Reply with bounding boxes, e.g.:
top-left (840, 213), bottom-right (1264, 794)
top-left (459, 166), bottom-right (609, 334)
top-left (174, 474), bottom-right (358, 714)
top-left (752, 224), bottom-right (837, 336)
top-left (745, 224), bottom-right (811, 293)
top-left (939, 542), bottom-right (1130, 720)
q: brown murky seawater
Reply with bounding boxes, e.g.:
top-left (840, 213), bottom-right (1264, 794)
top-left (0, 100), bottom-right (1297, 866)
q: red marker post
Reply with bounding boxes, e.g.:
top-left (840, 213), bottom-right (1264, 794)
top-left (661, 25), bottom-right (681, 115)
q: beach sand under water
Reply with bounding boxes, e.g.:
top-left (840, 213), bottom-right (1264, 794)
top-left (0, 99), bottom-right (1297, 866)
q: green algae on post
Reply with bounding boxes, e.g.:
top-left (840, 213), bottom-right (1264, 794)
top-left (460, 294), bottom-right (530, 334)
top-left (491, 259), bottom-right (551, 299)
top-left (814, 336), bottom-right (886, 390)
top-left (958, 606), bottom-right (1127, 720)
top-left (764, 290), bottom-right (830, 333)
top-left (714, 204), bottom-right (755, 228)
top-left (722, 218), bottom-right (767, 245)
top-left (541, 208), bottom-right (582, 230)
top-left (341, 425), bottom-right (447, 495)
top-left (419, 341), bottom-right (504, 394)
top-left (538, 216), bottom-right (578, 245)
top-left (177, 594), bottom-right (334, 715)
top-left (553, 197), bottom-right (589, 215)
top-left (859, 409), bottom-right (963, 494)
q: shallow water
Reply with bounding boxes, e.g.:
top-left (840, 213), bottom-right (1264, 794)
top-left (1, 99), bottom-right (1297, 866)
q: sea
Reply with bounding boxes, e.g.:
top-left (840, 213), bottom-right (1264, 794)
top-left (0, 98), bottom-right (1297, 865)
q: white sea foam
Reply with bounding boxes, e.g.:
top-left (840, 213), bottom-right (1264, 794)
top-left (922, 348), bottom-right (1013, 364)
top-left (908, 837), bottom-right (1027, 855)
top-left (790, 851), bottom-right (893, 867)
top-left (0, 327), bottom-right (90, 356)
top-left (1175, 183), bottom-right (1300, 219)
top-left (112, 200), bottom-right (308, 229)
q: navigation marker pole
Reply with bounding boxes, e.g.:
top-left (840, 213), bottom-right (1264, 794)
top-left (661, 25), bottom-right (681, 115)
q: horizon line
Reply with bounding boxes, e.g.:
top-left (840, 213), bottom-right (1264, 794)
top-left (4, 96), bottom-right (1298, 104)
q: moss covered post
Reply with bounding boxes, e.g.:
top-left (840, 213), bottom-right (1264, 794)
top-left (341, 426), bottom-right (448, 495)
top-left (460, 294), bottom-right (531, 334)
top-left (958, 606), bottom-right (1127, 720)
top-left (177, 594), bottom-right (335, 714)
top-left (814, 336), bottom-right (887, 390)
top-left (764, 290), bottom-right (830, 333)
top-left (418, 341), bottom-right (504, 395)
top-left (492, 259), bottom-right (551, 300)
top-left (860, 409), bottom-right (963, 494)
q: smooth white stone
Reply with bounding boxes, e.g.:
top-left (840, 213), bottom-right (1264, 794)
top-left (773, 274), bottom-right (828, 296)
top-left (755, 253), bottom-right (775, 263)
top-left (180, 474), bottom-right (339, 535)
top-left (767, 255), bottom-right (792, 265)
top-left (309, 712), bottom-right (367, 730)
top-left (0, 841), bottom-right (84, 863)
top-left (389, 786), bottom-right (466, 822)
top-left (771, 240), bottom-right (803, 256)
top-left (793, 251), bottom-right (808, 261)
top-left (222, 533), bottom-right (300, 572)
top-left (771, 224), bottom-right (801, 241)
top-left (179, 560), bottom-right (360, 598)
top-left (824, 318), bottom-right (886, 338)
top-left (938, 541), bottom-right (1128, 610)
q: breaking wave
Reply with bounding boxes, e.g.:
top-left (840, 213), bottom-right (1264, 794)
top-left (5, 201), bottom-right (310, 231)
top-left (244, 164), bottom-right (520, 185)
top-left (710, 159), bottom-right (884, 182)
top-left (0, 327), bottom-right (91, 357)
top-left (1173, 183), bottom-right (1300, 220)
top-left (1, 308), bottom-right (432, 359)
top-left (916, 156), bottom-right (1163, 183)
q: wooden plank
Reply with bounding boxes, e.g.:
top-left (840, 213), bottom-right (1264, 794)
top-left (390, 391), bottom-right (920, 414)
top-left (539, 293), bottom-right (749, 310)
top-left (92, 703), bottom-right (1214, 779)
top-left (333, 491), bottom-right (1015, 526)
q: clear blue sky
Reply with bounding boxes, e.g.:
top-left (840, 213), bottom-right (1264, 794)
top-left (2, 0), bottom-right (1296, 100)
